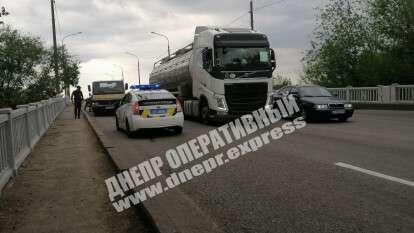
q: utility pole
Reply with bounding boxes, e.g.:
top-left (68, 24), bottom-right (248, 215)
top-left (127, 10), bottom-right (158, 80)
top-left (249, 0), bottom-right (254, 31)
top-left (50, 0), bottom-right (60, 93)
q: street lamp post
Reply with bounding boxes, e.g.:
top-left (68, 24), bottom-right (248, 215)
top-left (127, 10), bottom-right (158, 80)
top-left (61, 32), bottom-right (82, 97)
top-left (125, 52), bottom-right (141, 85)
top-left (151, 31), bottom-right (171, 58)
top-left (113, 64), bottom-right (125, 81)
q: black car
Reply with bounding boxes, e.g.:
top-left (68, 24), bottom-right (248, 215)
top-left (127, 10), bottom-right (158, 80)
top-left (273, 85), bottom-right (354, 122)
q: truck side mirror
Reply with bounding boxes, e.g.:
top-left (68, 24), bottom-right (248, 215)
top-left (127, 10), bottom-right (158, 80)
top-left (202, 48), bottom-right (212, 71)
top-left (270, 48), bottom-right (276, 70)
top-left (125, 83), bottom-right (128, 91)
top-left (87, 85), bottom-right (91, 92)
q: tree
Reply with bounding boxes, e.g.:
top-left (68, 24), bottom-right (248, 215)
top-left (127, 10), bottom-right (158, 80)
top-left (303, 0), bottom-right (414, 87)
top-left (59, 45), bottom-right (80, 92)
top-left (0, 26), bottom-right (45, 107)
top-left (273, 74), bottom-right (292, 90)
top-left (23, 46), bottom-right (81, 104)
top-left (0, 26), bottom-right (81, 107)
top-left (0, 6), bottom-right (9, 25)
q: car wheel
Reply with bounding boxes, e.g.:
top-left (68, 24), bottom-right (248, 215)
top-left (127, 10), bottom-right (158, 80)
top-left (301, 108), bottom-right (311, 122)
top-left (338, 115), bottom-right (348, 122)
top-left (173, 126), bottom-right (183, 135)
top-left (125, 119), bottom-right (134, 138)
top-left (115, 116), bottom-right (121, 131)
top-left (200, 101), bottom-right (211, 124)
top-left (93, 110), bottom-right (100, 116)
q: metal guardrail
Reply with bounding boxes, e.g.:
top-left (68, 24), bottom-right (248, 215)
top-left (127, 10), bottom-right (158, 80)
top-left (328, 84), bottom-right (414, 104)
top-left (0, 97), bottom-right (66, 194)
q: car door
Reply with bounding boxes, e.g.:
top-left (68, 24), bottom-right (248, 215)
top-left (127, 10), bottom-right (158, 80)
top-left (117, 94), bottom-right (128, 129)
top-left (289, 87), bottom-right (305, 114)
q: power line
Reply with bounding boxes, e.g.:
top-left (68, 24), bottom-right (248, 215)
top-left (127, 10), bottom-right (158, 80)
top-left (225, 11), bottom-right (249, 26)
top-left (225, 0), bottom-right (288, 28)
top-left (255, 0), bottom-right (287, 11)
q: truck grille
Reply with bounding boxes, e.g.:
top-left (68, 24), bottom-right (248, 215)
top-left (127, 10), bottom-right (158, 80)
top-left (96, 100), bottom-right (114, 105)
top-left (225, 83), bottom-right (268, 114)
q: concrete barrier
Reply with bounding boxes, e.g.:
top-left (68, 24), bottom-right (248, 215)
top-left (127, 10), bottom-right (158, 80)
top-left (328, 84), bottom-right (414, 105)
top-left (0, 98), bottom-right (66, 194)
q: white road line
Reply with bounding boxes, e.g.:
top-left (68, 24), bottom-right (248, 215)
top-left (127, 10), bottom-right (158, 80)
top-left (335, 162), bottom-right (414, 188)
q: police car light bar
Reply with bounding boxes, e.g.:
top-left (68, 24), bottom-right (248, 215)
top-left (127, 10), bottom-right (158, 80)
top-left (130, 84), bottom-right (161, 90)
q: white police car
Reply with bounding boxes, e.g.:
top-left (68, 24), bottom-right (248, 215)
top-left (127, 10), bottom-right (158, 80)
top-left (115, 84), bottom-right (184, 137)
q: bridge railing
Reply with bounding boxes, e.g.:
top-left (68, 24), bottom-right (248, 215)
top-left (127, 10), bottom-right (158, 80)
top-left (327, 84), bottom-right (414, 104)
top-left (0, 97), bottom-right (66, 194)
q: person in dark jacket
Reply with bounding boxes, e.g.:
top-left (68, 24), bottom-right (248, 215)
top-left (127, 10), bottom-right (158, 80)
top-left (71, 86), bottom-right (84, 119)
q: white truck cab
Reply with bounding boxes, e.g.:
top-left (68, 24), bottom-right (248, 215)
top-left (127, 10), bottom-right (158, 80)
top-left (150, 26), bottom-right (276, 123)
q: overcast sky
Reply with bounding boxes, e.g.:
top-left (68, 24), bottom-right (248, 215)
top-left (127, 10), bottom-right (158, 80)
top-left (3, 0), bottom-right (328, 92)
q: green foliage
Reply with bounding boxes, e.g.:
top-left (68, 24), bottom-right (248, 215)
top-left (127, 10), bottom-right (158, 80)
top-left (273, 75), bottom-right (292, 90)
top-left (303, 0), bottom-right (414, 87)
top-left (0, 26), bottom-right (80, 108)
top-left (0, 26), bottom-right (45, 107)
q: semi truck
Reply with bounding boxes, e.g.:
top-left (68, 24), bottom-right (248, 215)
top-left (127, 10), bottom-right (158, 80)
top-left (149, 26), bottom-right (276, 123)
top-left (87, 80), bottom-right (128, 115)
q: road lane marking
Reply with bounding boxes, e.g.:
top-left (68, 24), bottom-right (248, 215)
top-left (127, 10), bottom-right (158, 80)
top-left (335, 162), bottom-right (414, 188)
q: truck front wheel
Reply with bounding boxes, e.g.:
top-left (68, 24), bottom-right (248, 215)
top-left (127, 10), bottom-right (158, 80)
top-left (200, 101), bottom-right (211, 125)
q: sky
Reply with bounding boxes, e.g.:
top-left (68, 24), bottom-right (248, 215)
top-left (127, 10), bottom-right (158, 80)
top-left (2, 0), bottom-right (329, 94)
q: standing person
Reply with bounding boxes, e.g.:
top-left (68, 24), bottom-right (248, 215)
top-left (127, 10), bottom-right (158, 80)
top-left (71, 86), bottom-right (84, 119)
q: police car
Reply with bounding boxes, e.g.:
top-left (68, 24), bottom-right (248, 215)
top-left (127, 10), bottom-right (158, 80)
top-left (115, 84), bottom-right (184, 137)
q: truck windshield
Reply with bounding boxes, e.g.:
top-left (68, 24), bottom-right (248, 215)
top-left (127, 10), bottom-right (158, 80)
top-left (92, 81), bottom-right (124, 94)
top-left (215, 47), bottom-right (271, 71)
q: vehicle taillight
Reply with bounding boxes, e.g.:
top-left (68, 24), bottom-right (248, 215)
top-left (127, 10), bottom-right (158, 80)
top-left (176, 100), bottom-right (182, 112)
top-left (133, 101), bottom-right (140, 115)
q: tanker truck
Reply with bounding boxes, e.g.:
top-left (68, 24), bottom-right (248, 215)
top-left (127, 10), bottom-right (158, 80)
top-left (149, 26), bottom-right (276, 123)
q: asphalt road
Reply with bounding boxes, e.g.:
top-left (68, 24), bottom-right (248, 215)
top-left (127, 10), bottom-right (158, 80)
top-left (86, 110), bottom-right (414, 233)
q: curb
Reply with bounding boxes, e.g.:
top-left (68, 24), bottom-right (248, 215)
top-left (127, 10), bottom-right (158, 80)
top-left (82, 110), bottom-right (225, 233)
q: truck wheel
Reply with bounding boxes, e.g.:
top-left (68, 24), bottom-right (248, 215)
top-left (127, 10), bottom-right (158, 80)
top-left (93, 109), bottom-right (100, 116)
top-left (200, 101), bottom-right (211, 124)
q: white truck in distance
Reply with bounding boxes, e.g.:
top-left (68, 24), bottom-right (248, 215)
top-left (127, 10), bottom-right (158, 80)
top-left (149, 26), bottom-right (276, 123)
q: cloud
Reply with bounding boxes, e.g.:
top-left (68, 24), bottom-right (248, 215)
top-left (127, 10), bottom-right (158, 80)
top-left (2, 0), bottom-right (328, 91)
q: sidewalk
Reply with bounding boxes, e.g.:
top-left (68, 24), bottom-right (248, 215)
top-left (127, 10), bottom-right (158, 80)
top-left (0, 106), bottom-right (154, 233)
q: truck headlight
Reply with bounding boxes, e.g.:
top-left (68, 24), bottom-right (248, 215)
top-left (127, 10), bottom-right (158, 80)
top-left (265, 96), bottom-right (274, 110)
top-left (345, 103), bottom-right (353, 109)
top-left (215, 96), bottom-right (227, 111)
top-left (267, 96), bottom-right (274, 106)
top-left (315, 104), bottom-right (329, 110)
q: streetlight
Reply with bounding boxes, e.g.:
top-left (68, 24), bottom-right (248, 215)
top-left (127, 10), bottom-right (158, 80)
top-left (125, 52), bottom-right (141, 85)
top-left (113, 64), bottom-right (124, 80)
top-left (61, 32), bottom-right (82, 97)
top-left (151, 31), bottom-right (171, 58)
